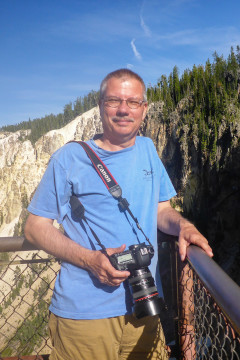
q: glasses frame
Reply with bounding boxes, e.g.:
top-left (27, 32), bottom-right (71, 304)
top-left (102, 97), bottom-right (147, 109)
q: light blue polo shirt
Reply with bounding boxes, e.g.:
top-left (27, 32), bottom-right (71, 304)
top-left (28, 136), bottom-right (176, 319)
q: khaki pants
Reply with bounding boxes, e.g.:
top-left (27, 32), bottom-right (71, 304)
top-left (49, 312), bottom-right (169, 360)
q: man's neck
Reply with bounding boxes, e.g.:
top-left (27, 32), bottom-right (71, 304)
top-left (95, 135), bottom-right (136, 152)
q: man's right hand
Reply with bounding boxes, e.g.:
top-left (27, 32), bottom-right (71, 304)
top-left (85, 244), bottom-right (130, 287)
top-left (24, 214), bottom-right (130, 287)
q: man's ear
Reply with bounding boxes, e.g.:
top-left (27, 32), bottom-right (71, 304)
top-left (98, 99), bottom-right (103, 116)
top-left (142, 102), bottom-right (148, 120)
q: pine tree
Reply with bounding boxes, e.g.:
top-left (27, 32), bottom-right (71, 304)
top-left (74, 97), bottom-right (83, 117)
top-left (172, 66), bottom-right (181, 105)
top-left (63, 103), bottom-right (74, 124)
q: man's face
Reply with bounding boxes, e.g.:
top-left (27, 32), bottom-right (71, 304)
top-left (99, 77), bottom-right (148, 144)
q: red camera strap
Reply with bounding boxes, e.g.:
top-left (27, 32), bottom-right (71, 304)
top-left (73, 141), bottom-right (122, 199)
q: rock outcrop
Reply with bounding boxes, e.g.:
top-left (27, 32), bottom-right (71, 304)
top-left (142, 100), bottom-right (240, 284)
top-left (0, 107), bottom-right (102, 236)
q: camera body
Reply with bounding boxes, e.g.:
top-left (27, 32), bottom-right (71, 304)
top-left (109, 243), bottom-right (154, 272)
top-left (109, 243), bottom-right (165, 319)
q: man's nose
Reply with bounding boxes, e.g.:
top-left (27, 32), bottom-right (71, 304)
top-left (116, 100), bottom-right (129, 114)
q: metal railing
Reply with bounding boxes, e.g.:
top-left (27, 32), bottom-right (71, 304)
top-left (179, 246), bottom-right (240, 359)
top-left (1, 235), bottom-right (240, 359)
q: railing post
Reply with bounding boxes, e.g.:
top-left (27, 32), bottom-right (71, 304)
top-left (178, 261), bottom-right (196, 359)
top-left (158, 232), bottom-right (180, 359)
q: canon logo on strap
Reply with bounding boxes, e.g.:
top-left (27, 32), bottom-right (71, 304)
top-left (97, 164), bottom-right (111, 183)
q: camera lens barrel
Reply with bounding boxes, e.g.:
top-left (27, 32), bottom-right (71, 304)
top-left (128, 268), bottom-right (157, 300)
top-left (128, 267), bottom-right (164, 319)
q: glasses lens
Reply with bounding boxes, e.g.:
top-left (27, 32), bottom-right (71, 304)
top-left (127, 100), bottom-right (141, 109)
top-left (105, 98), bottom-right (121, 108)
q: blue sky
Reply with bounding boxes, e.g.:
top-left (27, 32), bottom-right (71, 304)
top-left (1, 0), bottom-right (240, 127)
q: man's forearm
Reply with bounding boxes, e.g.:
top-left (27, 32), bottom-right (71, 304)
top-left (157, 201), bottom-right (190, 236)
top-left (157, 200), bottom-right (213, 260)
top-left (24, 213), bottom-right (94, 269)
top-left (24, 213), bottom-right (130, 286)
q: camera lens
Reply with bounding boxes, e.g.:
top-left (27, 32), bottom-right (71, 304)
top-left (128, 267), bottom-right (164, 319)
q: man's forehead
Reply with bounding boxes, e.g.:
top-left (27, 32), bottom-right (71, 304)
top-left (107, 76), bottom-right (134, 84)
top-left (105, 76), bottom-right (143, 91)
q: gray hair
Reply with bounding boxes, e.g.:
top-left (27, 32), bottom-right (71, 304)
top-left (100, 69), bottom-right (147, 101)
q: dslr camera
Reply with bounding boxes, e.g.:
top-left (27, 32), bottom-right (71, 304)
top-left (109, 243), bottom-right (165, 319)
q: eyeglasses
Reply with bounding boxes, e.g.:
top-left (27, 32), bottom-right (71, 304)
top-left (103, 97), bottom-right (146, 109)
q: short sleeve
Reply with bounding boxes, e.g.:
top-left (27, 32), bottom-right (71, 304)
top-left (158, 158), bottom-right (177, 202)
top-left (27, 157), bottom-right (72, 224)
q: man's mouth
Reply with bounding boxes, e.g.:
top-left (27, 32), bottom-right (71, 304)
top-left (112, 117), bottom-right (134, 123)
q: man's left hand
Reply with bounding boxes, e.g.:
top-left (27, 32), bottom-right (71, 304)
top-left (157, 200), bottom-right (214, 261)
top-left (178, 221), bottom-right (213, 261)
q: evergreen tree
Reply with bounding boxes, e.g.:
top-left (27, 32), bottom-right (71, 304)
top-left (180, 69), bottom-right (191, 97)
top-left (63, 103), bottom-right (74, 124)
top-left (172, 66), bottom-right (181, 105)
top-left (74, 97), bottom-right (83, 117)
top-left (236, 45), bottom-right (240, 65)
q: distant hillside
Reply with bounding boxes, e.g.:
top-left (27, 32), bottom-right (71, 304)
top-left (0, 107), bottom-right (102, 238)
top-left (0, 90), bottom-right (99, 144)
top-left (147, 46), bottom-right (240, 167)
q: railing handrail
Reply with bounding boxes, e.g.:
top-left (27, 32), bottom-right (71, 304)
top-left (0, 236), bottom-right (38, 252)
top-left (186, 245), bottom-right (240, 335)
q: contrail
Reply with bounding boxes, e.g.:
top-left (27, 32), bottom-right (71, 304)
top-left (140, 15), bottom-right (151, 37)
top-left (131, 39), bottom-right (142, 60)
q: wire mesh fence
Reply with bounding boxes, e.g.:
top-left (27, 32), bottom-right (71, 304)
top-left (178, 265), bottom-right (240, 359)
top-left (0, 250), bottom-right (60, 359)
top-left (177, 256), bottom-right (240, 359)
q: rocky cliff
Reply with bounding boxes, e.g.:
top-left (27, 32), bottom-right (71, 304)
top-left (142, 100), bottom-right (240, 284)
top-left (0, 107), bottom-right (102, 236)
top-left (0, 102), bottom-right (239, 282)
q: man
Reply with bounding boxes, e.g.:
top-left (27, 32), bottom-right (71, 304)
top-left (24, 69), bottom-right (213, 359)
